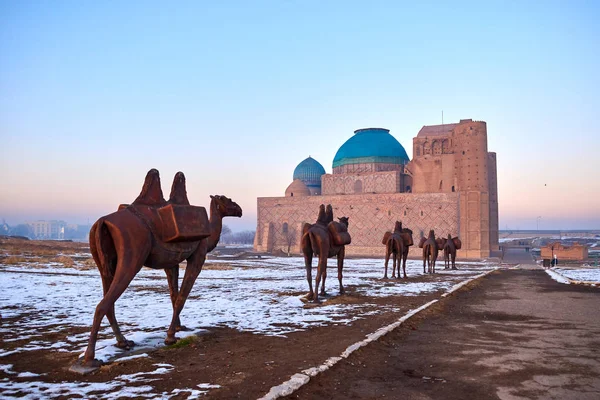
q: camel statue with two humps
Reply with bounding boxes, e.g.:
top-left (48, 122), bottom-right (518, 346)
top-left (301, 204), bottom-right (351, 303)
top-left (71, 169), bottom-right (242, 374)
top-left (382, 221), bottom-right (414, 279)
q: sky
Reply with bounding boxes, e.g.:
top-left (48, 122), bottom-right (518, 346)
top-left (1, 1), bottom-right (599, 232)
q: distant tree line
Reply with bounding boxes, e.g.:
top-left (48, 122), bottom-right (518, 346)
top-left (219, 225), bottom-right (255, 245)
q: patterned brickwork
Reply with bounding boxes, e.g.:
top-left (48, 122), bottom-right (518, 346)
top-left (322, 171), bottom-right (401, 195)
top-left (332, 162), bottom-right (403, 174)
top-left (256, 193), bottom-right (459, 257)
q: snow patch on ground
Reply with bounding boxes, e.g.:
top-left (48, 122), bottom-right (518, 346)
top-left (551, 267), bottom-right (600, 284)
top-left (0, 256), bottom-right (497, 398)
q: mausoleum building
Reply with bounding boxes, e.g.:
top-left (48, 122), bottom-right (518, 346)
top-left (254, 119), bottom-right (499, 258)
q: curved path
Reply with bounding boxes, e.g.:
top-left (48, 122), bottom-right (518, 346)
top-left (285, 269), bottom-right (600, 400)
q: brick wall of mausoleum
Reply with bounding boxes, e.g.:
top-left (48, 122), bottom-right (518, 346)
top-left (254, 192), bottom-right (460, 257)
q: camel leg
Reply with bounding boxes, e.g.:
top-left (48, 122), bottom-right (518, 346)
top-left (165, 265), bottom-right (187, 331)
top-left (314, 252), bottom-right (327, 304)
top-left (452, 253), bottom-right (457, 269)
top-left (320, 264), bottom-right (327, 296)
top-left (303, 245), bottom-right (314, 301)
top-left (402, 253), bottom-right (408, 279)
top-left (384, 246), bottom-right (391, 279)
top-left (83, 259), bottom-right (143, 366)
top-left (337, 246), bottom-right (345, 295)
top-left (165, 250), bottom-right (205, 345)
top-left (100, 274), bottom-right (133, 349)
top-left (423, 249), bottom-right (427, 274)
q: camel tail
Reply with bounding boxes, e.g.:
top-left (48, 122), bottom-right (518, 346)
top-left (91, 218), bottom-right (116, 279)
top-left (387, 237), bottom-right (400, 254)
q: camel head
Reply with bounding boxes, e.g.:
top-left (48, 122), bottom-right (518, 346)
top-left (428, 230), bottom-right (436, 240)
top-left (210, 195), bottom-right (242, 218)
top-left (338, 216), bottom-right (349, 227)
top-left (447, 234), bottom-right (452, 240)
top-left (394, 221), bottom-right (403, 233)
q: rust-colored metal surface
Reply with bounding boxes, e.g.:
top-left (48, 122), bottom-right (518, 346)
top-left (419, 229), bottom-right (440, 274)
top-left (73, 169), bottom-right (242, 374)
top-left (301, 204), bottom-right (351, 303)
top-left (442, 234), bottom-right (462, 270)
top-left (382, 221), bottom-right (414, 279)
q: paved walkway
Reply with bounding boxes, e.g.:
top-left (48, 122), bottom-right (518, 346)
top-left (287, 269), bottom-right (600, 399)
top-left (502, 247), bottom-right (537, 266)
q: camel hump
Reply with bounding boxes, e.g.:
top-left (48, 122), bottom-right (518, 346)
top-left (394, 221), bottom-right (403, 233)
top-left (169, 171), bottom-right (190, 205)
top-left (133, 168), bottom-right (166, 206)
top-left (315, 204), bottom-right (327, 225)
top-left (418, 236), bottom-right (427, 248)
top-left (325, 204), bottom-right (334, 224)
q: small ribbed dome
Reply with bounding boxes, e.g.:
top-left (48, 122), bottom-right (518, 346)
top-left (333, 128), bottom-right (409, 168)
top-left (285, 179), bottom-right (311, 197)
top-left (293, 156), bottom-right (325, 190)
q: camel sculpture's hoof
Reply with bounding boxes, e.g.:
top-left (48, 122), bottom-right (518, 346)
top-left (164, 336), bottom-right (178, 345)
top-left (69, 358), bottom-right (102, 375)
top-left (116, 340), bottom-right (135, 349)
top-left (305, 293), bottom-right (315, 301)
top-left (452, 267), bottom-right (457, 270)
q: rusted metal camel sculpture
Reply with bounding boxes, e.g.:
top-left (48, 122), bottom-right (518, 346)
top-left (301, 204), bottom-right (351, 303)
top-left (382, 221), bottom-right (414, 279)
top-left (442, 234), bottom-right (462, 270)
top-left (73, 169), bottom-right (242, 374)
top-left (419, 230), bottom-right (443, 274)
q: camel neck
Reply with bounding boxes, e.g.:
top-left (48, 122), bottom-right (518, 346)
top-left (207, 201), bottom-right (222, 252)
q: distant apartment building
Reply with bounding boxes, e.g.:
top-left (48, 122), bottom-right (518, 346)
top-left (28, 220), bottom-right (67, 240)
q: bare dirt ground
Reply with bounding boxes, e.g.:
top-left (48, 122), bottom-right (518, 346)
top-left (286, 269), bottom-right (600, 400)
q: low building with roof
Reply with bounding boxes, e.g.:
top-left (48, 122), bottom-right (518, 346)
top-left (541, 242), bottom-right (589, 261)
top-left (255, 119), bottom-right (499, 258)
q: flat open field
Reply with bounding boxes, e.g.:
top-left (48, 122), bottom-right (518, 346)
top-left (1, 237), bottom-right (498, 399)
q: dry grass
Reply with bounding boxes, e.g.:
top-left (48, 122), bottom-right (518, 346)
top-left (202, 263), bottom-right (234, 271)
top-left (52, 255), bottom-right (75, 267)
top-left (0, 237), bottom-right (90, 268)
top-left (2, 255), bottom-right (26, 264)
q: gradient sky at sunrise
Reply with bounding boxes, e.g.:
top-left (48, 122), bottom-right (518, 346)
top-left (1, 1), bottom-right (599, 231)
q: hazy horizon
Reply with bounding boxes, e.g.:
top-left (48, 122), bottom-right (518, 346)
top-left (2, 2), bottom-right (599, 232)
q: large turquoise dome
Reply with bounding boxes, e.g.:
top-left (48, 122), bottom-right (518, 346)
top-left (293, 156), bottom-right (326, 189)
top-left (333, 128), bottom-right (409, 168)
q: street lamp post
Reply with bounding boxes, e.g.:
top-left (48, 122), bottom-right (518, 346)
top-left (536, 216), bottom-right (542, 233)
